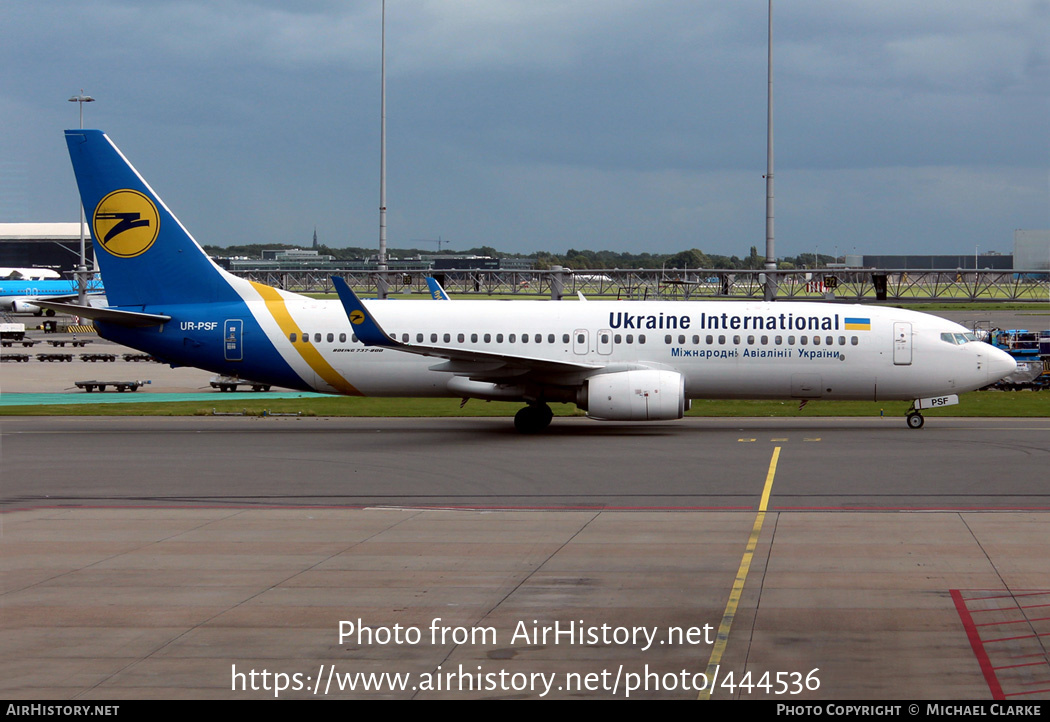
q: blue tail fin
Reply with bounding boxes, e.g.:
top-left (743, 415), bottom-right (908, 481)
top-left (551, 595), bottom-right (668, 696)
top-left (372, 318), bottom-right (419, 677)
top-left (64, 130), bottom-right (240, 308)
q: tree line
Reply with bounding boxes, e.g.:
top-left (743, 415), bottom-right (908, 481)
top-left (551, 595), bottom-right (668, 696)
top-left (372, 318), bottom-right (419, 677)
top-left (203, 243), bottom-right (836, 270)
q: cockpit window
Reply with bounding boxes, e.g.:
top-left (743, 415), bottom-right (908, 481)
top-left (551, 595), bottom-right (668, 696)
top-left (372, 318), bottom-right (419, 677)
top-left (941, 332), bottom-right (979, 345)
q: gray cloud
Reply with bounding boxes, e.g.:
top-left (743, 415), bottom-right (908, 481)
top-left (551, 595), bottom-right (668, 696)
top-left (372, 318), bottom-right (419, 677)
top-left (1, 0), bottom-right (1046, 258)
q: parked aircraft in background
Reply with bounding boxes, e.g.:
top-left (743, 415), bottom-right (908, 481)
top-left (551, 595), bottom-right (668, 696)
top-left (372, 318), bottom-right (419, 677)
top-left (0, 276), bottom-right (104, 315)
top-left (1, 267), bottom-right (62, 280)
top-left (44, 129), bottom-right (1016, 432)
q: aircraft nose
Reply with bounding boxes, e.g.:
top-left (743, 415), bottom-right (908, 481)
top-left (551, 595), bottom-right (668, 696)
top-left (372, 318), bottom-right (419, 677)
top-left (987, 347), bottom-right (1016, 383)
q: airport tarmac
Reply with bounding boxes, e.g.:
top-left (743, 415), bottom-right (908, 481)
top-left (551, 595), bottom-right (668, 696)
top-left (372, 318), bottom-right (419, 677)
top-left (3, 416), bottom-right (1050, 700)
top-left (2, 313), bottom-right (1049, 700)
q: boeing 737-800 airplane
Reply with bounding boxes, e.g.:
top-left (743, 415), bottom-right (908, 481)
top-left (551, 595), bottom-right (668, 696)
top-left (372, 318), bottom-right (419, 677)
top-left (44, 130), bottom-right (1016, 432)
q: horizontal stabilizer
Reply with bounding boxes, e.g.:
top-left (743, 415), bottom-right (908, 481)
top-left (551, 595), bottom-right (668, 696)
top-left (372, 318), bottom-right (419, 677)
top-left (32, 300), bottom-right (170, 327)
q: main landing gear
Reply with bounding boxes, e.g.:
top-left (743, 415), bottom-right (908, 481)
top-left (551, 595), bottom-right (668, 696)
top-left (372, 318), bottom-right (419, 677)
top-left (514, 403), bottom-right (553, 434)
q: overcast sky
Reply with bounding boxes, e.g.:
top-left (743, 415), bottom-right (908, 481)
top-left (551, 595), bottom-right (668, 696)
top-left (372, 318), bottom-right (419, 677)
top-left (1, 0), bottom-right (1047, 259)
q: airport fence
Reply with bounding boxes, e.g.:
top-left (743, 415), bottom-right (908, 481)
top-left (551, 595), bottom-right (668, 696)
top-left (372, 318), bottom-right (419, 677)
top-left (231, 269), bottom-right (1050, 302)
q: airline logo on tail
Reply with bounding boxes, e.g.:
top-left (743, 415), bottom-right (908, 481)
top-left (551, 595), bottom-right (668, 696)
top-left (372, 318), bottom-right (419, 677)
top-left (92, 189), bottom-right (160, 258)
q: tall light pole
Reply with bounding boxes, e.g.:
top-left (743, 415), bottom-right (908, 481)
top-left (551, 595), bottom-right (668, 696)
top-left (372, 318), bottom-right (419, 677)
top-left (68, 91), bottom-right (94, 306)
top-left (762, 0), bottom-right (778, 301)
top-left (377, 0), bottom-right (389, 299)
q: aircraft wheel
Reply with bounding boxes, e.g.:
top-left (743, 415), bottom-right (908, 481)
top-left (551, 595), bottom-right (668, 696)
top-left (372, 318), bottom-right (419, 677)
top-left (514, 404), bottom-right (553, 434)
top-left (906, 412), bottom-right (924, 429)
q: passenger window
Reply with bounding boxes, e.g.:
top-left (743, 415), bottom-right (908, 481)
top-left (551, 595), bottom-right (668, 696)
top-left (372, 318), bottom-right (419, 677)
top-left (548, 334), bottom-right (555, 343)
top-left (600, 333), bottom-right (609, 344)
top-left (417, 333), bottom-right (423, 342)
top-left (401, 333), bottom-right (408, 342)
top-left (733, 335), bottom-right (740, 344)
top-left (457, 333), bottom-right (465, 343)
top-left (484, 333), bottom-right (491, 343)
top-left (497, 334), bottom-right (504, 343)
top-left (443, 333), bottom-right (451, 343)
top-left (535, 334), bottom-right (542, 343)
top-left (851, 336), bottom-right (859, 345)
top-left (718, 335), bottom-right (726, 345)
top-left (289, 333), bottom-right (297, 342)
top-left (826, 336), bottom-right (833, 345)
top-left (775, 335), bottom-right (782, 344)
top-left (813, 336), bottom-right (820, 346)
top-left (576, 333), bottom-right (584, 344)
top-left (562, 334), bottom-right (570, 343)
top-left (639, 335), bottom-right (646, 344)
top-left (471, 333), bottom-right (478, 343)
top-left (314, 333), bottom-right (321, 343)
top-left (692, 335), bottom-right (699, 344)
top-left (800, 336), bottom-right (808, 345)
top-left (614, 334), bottom-right (622, 344)
top-left (339, 333), bottom-right (346, 343)
top-left (522, 334), bottom-right (528, 343)
top-left (838, 336), bottom-right (845, 345)
top-left (431, 333), bottom-right (438, 343)
top-left (747, 335), bottom-right (754, 345)
top-left (509, 334), bottom-right (516, 343)
top-left (665, 335), bottom-right (672, 344)
top-left (761, 335), bottom-right (768, 345)
top-left (706, 335), bottom-right (713, 344)
top-left (327, 333), bottom-right (334, 343)
top-left (626, 334), bottom-right (633, 344)
top-left (679, 335), bottom-right (686, 344)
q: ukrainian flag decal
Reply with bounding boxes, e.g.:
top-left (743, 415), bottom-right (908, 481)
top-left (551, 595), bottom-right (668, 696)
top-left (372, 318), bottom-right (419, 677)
top-left (844, 317), bottom-right (871, 331)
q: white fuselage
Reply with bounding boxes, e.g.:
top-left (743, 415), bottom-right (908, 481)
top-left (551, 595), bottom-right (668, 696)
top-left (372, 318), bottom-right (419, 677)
top-left (225, 293), bottom-right (1013, 402)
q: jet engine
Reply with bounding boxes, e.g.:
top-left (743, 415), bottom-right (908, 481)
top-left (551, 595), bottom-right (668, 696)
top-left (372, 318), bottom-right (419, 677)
top-left (10, 300), bottom-right (44, 315)
top-left (580, 369), bottom-right (688, 421)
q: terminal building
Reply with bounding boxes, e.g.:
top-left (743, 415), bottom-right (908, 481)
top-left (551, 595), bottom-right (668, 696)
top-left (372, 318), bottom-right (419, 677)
top-left (0, 223), bottom-right (93, 274)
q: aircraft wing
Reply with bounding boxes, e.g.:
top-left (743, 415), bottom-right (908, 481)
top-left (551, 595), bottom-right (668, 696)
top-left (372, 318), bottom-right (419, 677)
top-left (332, 276), bottom-right (602, 381)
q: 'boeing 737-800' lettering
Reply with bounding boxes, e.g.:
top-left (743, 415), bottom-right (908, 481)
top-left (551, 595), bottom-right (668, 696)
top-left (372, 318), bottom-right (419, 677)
top-left (43, 129), bottom-right (1016, 433)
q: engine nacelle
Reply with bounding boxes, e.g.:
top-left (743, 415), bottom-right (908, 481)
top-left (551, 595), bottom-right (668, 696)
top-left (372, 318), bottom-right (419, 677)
top-left (581, 369), bottom-right (687, 421)
top-left (10, 300), bottom-right (43, 315)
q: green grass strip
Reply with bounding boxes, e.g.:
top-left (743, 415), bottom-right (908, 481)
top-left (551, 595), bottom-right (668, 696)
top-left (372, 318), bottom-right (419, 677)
top-left (1, 390), bottom-right (1045, 418)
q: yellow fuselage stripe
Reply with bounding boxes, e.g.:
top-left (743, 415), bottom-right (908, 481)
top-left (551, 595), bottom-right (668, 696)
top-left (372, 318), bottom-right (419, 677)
top-left (249, 282), bottom-right (361, 395)
top-left (698, 446), bottom-right (781, 700)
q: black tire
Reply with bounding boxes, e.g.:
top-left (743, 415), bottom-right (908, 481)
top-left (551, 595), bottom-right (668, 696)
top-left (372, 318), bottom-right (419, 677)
top-left (514, 404), bottom-right (553, 434)
top-left (906, 413), bottom-right (924, 429)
